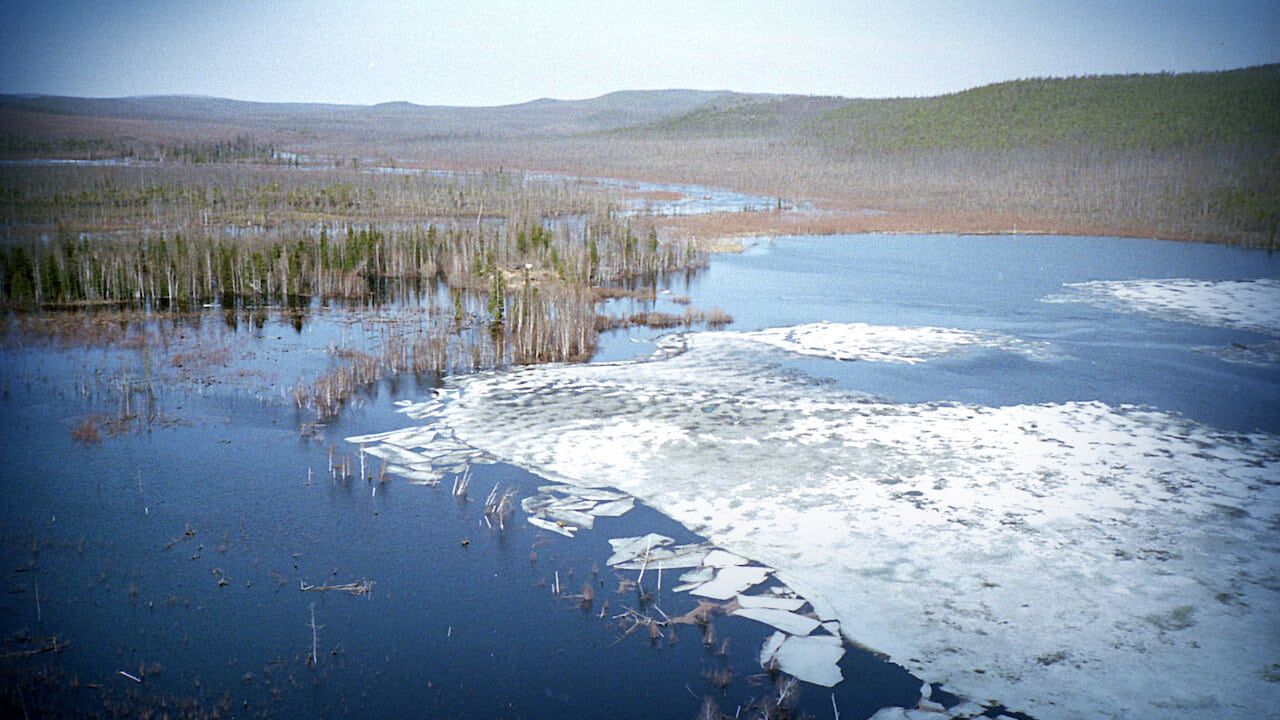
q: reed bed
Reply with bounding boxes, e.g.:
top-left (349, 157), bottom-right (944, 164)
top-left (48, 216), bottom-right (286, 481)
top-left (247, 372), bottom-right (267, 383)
top-left (2, 164), bottom-right (716, 420)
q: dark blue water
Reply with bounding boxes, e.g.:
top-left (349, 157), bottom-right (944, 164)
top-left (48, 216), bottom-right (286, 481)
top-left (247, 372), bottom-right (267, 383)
top-left (0, 311), bottom-right (926, 718)
top-left (601, 234), bottom-right (1280, 433)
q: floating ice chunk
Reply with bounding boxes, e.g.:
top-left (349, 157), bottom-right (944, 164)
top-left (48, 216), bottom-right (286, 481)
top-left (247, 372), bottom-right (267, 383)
top-left (869, 709), bottom-right (945, 720)
top-left (547, 498), bottom-right (598, 512)
top-left (679, 567), bottom-right (714, 583)
top-left (760, 631), bottom-right (787, 665)
top-left (382, 428), bottom-right (438, 449)
top-left (690, 565), bottom-right (771, 600)
top-left (539, 506), bottom-right (595, 530)
top-left (774, 634), bottom-right (845, 687)
top-left (702, 549), bottom-right (749, 567)
top-left (520, 494), bottom-right (558, 514)
top-left (396, 400), bottom-right (443, 417)
top-left (360, 444), bottom-right (431, 466)
top-left (613, 543), bottom-right (710, 570)
top-left (606, 534), bottom-right (674, 565)
top-left (737, 594), bottom-right (806, 612)
top-left (540, 486), bottom-right (629, 502)
top-left (588, 498), bottom-right (635, 517)
top-left (345, 427), bottom-right (419, 444)
top-left (527, 516), bottom-right (575, 537)
top-left (822, 621), bottom-right (841, 637)
top-left (385, 465), bottom-right (442, 484)
top-left (733, 607), bottom-right (821, 635)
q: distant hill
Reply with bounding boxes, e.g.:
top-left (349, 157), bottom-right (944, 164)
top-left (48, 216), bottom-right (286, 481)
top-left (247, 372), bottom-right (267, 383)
top-left (2, 65), bottom-right (1277, 152)
top-left (0, 89), bottom-right (747, 139)
top-left (637, 64), bottom-right (1280, 150)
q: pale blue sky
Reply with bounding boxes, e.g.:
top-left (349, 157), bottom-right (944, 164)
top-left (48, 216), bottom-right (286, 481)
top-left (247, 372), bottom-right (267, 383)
top-left (1, 1), bottom-right (1277, 105)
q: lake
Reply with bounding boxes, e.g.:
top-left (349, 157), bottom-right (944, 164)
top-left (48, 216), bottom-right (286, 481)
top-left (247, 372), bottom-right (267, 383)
top-left (2, 233), bottom-right (1277, 719)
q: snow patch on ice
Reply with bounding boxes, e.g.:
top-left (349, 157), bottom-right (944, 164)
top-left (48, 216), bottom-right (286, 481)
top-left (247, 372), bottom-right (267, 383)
top-left (1044, 278), bottom-right (1280, 336)
top-left (728, 321), bottom-right (1049, 364)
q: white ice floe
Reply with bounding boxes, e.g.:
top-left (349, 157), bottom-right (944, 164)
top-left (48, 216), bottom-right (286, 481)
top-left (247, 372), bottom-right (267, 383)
top-left (526, 516), bottom-right (575, 537)
top-left (1044, 278), bottom-right (1280, 335)
top-left (731, 606), bottom-right (820, 636)
top-left (869, 701), bottom-right (988, 720)
top-left (760, 631), bottom-right (787, 666)
top-left (377, 326), bottom-right (1280, 719)
top-left (730, 321), bottom-right (1049, 364)
top-left (606, 534), bottom-right (673, 565)
top-left (690, 565), bottom-right (771, 600)
top-left (539, 505), bottom-right (595, 530)
top-left (384, 465), bottom-right (443, 484)
top-left (588, 498), bottom-right (635, 516)
top-left (736, 594), bottom-right (806, 612)
top-left (701, 549), bottom-right (749, 567)
top-left (358, 443), bottom-right (431, 466)
top-left (538, 486), bottom-right (630, 502)
top-left (612, 543), bottom-right (711, 570)
top-left (771, 634), bottom-right (845, 687)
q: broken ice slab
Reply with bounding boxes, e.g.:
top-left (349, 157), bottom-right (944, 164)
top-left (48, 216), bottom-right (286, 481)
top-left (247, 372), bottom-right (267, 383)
top-left (359, 444), bottom-right (432, 466)
top-left (690, 565), bottom-right (770, 600)
top-left (344, 427), bottom-right (421, 444)
top-left (736, 594), bottom-right (806, 612)
top-left (702, 549), bottom-right (749, 567)
top-left (612, 543), bottom-right (711, 570)
top-left (539, 506), bottom-right (596, 530)
top-left (527, 516), bottom-right (575, 537)
top-left (773, 634), bottom-right (844, 687)
top-left (521, 494), bottom-right (558, 514)
top-left (821, 621), bottom-right (841, 637)
top-left (732, 607), bottom-right (821, 636)
top-left (680, 567), bottom-right (715, 583)
top-left (760, 631), bottom-right (787, 666)
top-left (385, 465), bottom-right (442, 484)
top-left (587, 498), bottom-right (635, 517)
top-left (673, 566), bottom-right (715, 592)
top-left (547, 499), bottom-right (598, 512)
top-left (537, 486), bottom-right (629, 502)
top-left (606, 534), bottom-right (674, 565)
top-left (381, 428), bottom-right (439, 449)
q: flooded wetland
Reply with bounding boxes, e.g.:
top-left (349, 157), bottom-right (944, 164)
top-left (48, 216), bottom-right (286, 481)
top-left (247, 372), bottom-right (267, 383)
top-left (1, 32), bottom-right (1279, 719)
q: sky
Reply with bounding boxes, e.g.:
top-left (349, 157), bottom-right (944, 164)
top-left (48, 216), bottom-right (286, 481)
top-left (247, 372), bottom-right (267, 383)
top-left (0, 0), bottom-right (1277, 106)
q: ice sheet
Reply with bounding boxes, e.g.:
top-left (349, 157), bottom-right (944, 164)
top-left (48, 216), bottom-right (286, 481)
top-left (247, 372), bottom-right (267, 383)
top-left (773, 634), bottom-right (845, 687)
top-left (1044, 278), bottom-right (1280, 335)
top-left (732, 606), bottom-right (821, 635)
top-left (373, 326), bottom-right (1280, 718)
top-left (690, 565), bottom-right (771, 600)
top-left (731, 321), bottom-right (1050, 364)
top-left (737, 594), bottom-right (806, 612)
